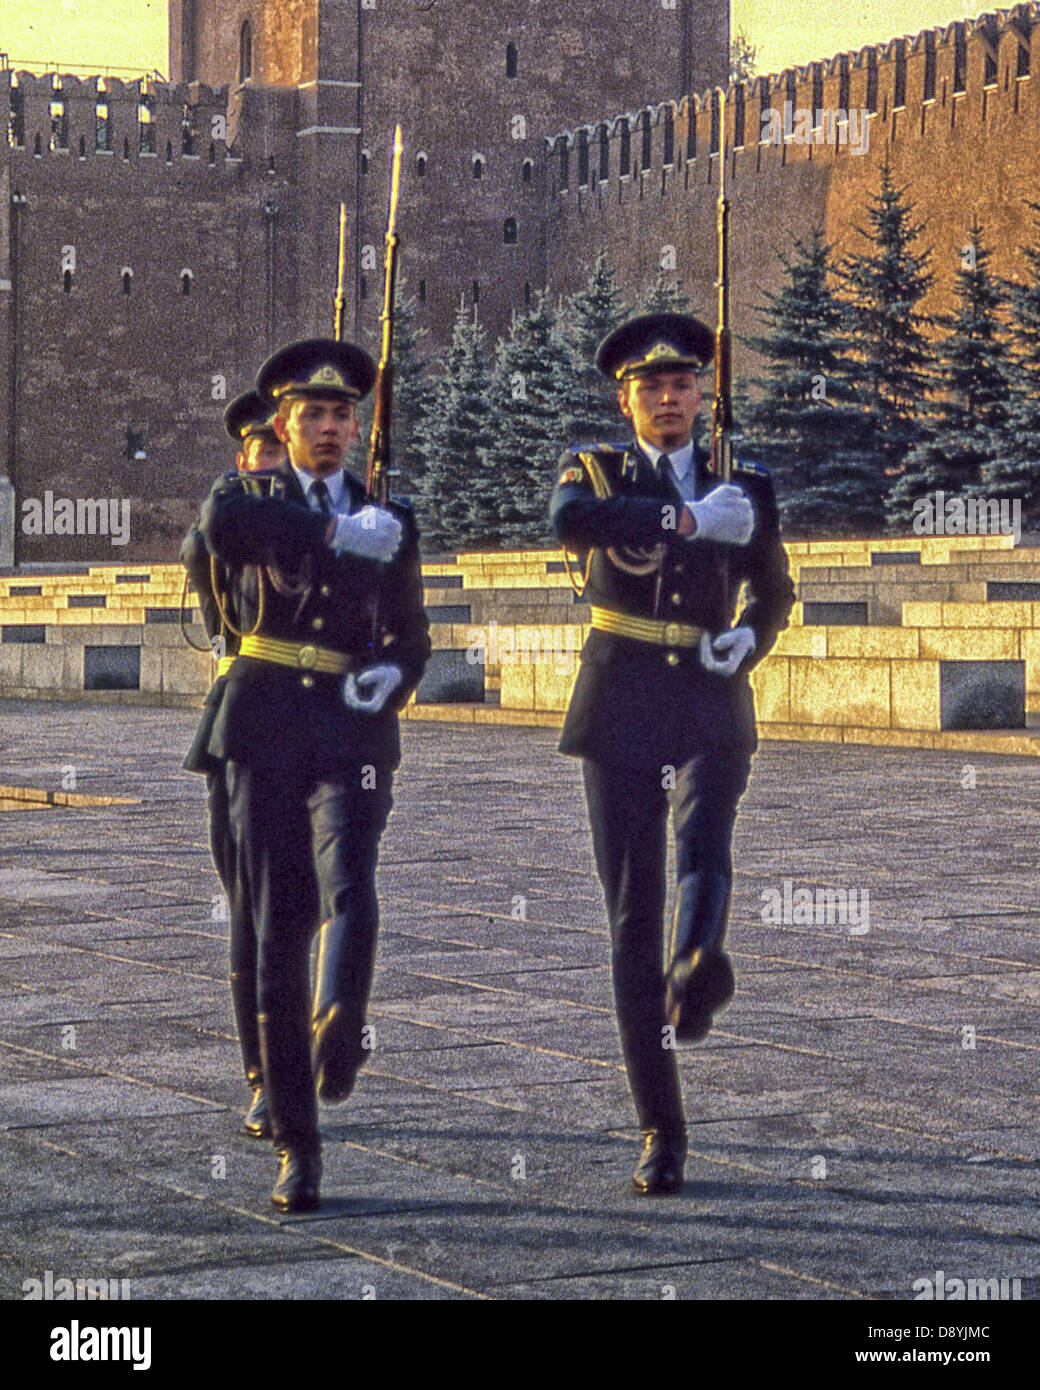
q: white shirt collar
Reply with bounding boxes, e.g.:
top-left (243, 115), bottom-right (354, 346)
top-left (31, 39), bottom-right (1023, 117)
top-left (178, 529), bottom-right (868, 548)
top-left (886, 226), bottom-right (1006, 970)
top-left (291, 464), bottom-right (346, 509)
top-left (636, 436), bottom-right (695, 480)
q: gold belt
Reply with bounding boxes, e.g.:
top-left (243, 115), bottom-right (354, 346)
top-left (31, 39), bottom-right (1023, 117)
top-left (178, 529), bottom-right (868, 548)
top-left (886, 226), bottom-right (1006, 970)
top-left (215, 655), bottom-right (237, 677)
top-left (238, 633), bottom-right (355, 675)
top-left (590, 606), bottom-right (704, 648)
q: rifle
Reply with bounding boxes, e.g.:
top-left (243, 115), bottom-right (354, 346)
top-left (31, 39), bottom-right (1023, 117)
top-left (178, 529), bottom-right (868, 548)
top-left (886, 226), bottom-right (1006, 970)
top-left (366, 124), bottom-right (403, 507)
top-left (711, 87), bottom-right (733, 485)
top-left (333, 201), bottom-right (348, 343)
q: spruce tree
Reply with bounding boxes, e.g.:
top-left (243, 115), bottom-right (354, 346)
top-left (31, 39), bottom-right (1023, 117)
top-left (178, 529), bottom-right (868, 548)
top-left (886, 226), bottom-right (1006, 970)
top-left (741, 230), bottom-right (882, 535)
top-left (415, 298), bottom-right (494, 553)
top-left (484, 293), bottom-right (575, 547)
top-left (836, 161), bottom-right (935, 491)
top-left (386, 286), bottom-right (429, 503)
top-left (640, 273), bottom-right (692, 315)
top-left (558, 251), bottom-right (630, 446)
top-left (887, 221), bottom-right (1012, 528)
top-left (985, 202), bottom-right (1040, 529)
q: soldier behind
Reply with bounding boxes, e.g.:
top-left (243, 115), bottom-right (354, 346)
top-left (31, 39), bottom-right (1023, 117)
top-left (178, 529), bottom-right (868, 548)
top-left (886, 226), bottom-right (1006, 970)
top-left (182, 391), bottom-right (298, 1145)
top-left (550, 313), bottom-right (795, 1195)
top-left (196, 339), bottom-right (430, 1212)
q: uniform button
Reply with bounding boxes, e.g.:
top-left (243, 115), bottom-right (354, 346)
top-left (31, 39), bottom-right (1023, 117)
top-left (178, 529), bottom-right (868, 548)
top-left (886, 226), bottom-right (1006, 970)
top-left (301, 675), bottom-right (315, 689)
top-left (665, 652), bottom-right (680, 667)
top-left (671, 592), bottom-right (682, 605)
top-left (320, 585), bottom-right (331, 597)
top-left (312, 616), bottom-right (325, 630)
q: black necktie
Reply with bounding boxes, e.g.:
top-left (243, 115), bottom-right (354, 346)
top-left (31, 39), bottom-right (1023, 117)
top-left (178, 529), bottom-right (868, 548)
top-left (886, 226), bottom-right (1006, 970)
top-left (658, 453), bottom-right (672, 480)
top-left (311, 480), bottom-right (332, 516)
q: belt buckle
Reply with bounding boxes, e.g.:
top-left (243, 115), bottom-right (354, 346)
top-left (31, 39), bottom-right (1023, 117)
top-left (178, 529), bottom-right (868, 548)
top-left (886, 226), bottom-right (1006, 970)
top-left (297, 644), bottom-right (319, 670)
top-left (663, 622), bottom-right (682, 647)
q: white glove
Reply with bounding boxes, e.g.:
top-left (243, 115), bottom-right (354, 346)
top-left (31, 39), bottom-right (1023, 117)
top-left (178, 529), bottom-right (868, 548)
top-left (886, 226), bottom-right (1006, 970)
top-left (686, 484), bottom-right (754, 546)
top-left (699, 626), bottom-right (756, 676)
top-left (329, 506), bottom-right (402, 562)
top-left (343, 663), bottom-right (403, 714)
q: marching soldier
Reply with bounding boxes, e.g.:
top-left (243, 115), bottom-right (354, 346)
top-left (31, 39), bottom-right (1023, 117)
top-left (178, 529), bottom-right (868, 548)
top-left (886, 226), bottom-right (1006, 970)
top-left (182, 391), bottom-right (294, 1143)
top-left (194, 339), bottom-right (430, 1212)
top-left (550, 313), bottom-right (795, 1195)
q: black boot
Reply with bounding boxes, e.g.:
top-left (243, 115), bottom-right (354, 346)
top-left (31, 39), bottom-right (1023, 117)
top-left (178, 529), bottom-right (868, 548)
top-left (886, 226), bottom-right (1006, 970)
top-left (665, 870), bottom-right (735, 1041)
top-left (230, 971), bottom-right (270, 1138)
top-left (243, 1070), bottom-right (271, 1140)
top-left (311, 917), bottom-right (375, 1104)
top-left (632, 1125), bottom-right (687, 1195)
top-left (258, 1010), bottom-right (321, 1212)
top-left (271, 1146), bottom-right (322, 1214)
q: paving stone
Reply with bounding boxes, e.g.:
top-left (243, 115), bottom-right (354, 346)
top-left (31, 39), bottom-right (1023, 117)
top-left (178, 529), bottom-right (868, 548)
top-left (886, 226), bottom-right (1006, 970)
top-left (1, 700), bottom-right (1038, 1301)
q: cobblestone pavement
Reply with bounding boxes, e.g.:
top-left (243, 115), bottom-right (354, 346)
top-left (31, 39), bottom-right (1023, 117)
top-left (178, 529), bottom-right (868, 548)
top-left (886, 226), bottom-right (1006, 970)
top-left (1, 699), bottom-right (1037, 1300)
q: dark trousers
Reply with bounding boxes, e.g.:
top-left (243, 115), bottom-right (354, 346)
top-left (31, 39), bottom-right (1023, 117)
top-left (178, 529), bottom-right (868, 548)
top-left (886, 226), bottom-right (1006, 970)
top-left (207, 768), bottom-right (261, 1085)
top-left (225, 759), bottom-right (393, 1149)
top-left (581, 748), bottom-right (751, 1130)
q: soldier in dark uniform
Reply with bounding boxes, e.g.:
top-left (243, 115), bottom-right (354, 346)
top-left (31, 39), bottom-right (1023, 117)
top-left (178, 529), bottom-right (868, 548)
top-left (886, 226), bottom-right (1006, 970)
top-left (182, 391), bottom-right (291, 1143)
top-left (193, 339), bottom-right (430, 1212)
top-left (549, 313), bottom-right (795, 1195)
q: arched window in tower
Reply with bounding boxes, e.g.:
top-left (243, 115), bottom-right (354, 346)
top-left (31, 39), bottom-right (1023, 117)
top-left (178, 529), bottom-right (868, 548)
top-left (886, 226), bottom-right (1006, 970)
top-left (361, 149), bottom-right (370, 174)
top-left (418, 278), bottom-right (427, 304)
top-left (521, 158), bottom-right (533, 183)
top-left (208, 141), bottom-right (216, 165)
top-left (239, 20), bottom-right (253, 83)
top-left (472, 280), bottom-right (480, 305)
top-left (34, 132), bottom-right (42, 157)
top-left (663, 106), bottom-right (675, 163)
top-left (267, 154), bottom-right (275, 174)
top-left (640, 111), bottom-right (652, 170)
top-left (506, 43), bottom-right (518, 79)
top-left (618, 119), bottom-right (630, 176)
top-left (416, 151), bottom-right (427, 177)
top-left (121, 267), bottom-right (133, 297)
top-left (524, 281), bottom-right (531, 306)
top-left (79, 136), bottom-right (86, 159)
top-left (472, 153), bottom-right (485, 180)
top-left (180, 268), bottom-right (194, 297)
top-left (598, 124), bottom-right (609, 180)
top-left (165, 140), bottom-right (173, 163)
top-left (577, 130), bottom-right (589, 187)
top-left (63, 269), bottom-right (73, 295)
top-left (9, 81), bottom-right (25, 149)
top-left (558, 137), bottom-right (569, 190)
top-left (504, 216), bottom-right (518, 244)
top-left (123, 137), bottom-right (130, 160)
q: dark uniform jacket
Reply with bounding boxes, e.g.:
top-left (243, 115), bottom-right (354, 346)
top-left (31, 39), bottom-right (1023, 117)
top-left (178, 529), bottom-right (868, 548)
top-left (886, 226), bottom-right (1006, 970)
top-left (181, 518), bottom-right (240, 776)
top-left (184, 461), bottom-right (430, 776)
top-left (549, 438), bottom-right (795, 768)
